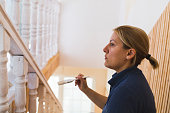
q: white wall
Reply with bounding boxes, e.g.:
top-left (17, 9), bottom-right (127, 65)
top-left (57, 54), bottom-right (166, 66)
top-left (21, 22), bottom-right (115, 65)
top-left (59, 0), bottom-right (121, 68)
top-left (119, 0), bottom-right (169, 33)
top-left (59, 0), bottom-right (169, 69)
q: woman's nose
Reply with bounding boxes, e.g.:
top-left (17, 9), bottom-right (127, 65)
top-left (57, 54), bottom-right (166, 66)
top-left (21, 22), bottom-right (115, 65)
top-left (103, 44), bottom-right (108, 53)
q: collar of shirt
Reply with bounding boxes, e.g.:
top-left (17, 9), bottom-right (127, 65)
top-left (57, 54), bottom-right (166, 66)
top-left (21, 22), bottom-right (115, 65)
top-left (108, 65), bottom-right (137, 87)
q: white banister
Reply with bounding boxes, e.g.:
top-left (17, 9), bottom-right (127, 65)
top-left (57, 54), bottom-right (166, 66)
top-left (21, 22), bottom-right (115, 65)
top-left (21, 0), bottom-right (31, 48)
top-left (30, 0), bottom-right (38, 58)
top-left (36, 1), bottom-right (43, 69)
top-left (11, 0), bottom-right (21, 33)
top-left (53, 2), bottom-right (60, 55)
top-left (0, 25), bottom-right (10, 113)
top-left (49, 4), bottom-right (53, 58)
top-left (51, 3), bottom-right (56, 57)
top-left (47, 0), bottom-right (51, 62)
top-left (41, 1), bottom-right (46, 68)
top-left (7, 86), bottom-right (15, 105)
top-left (43, 0), bottom-right (48, 65)
top-left (0, 1), bottom-right (63, 112)
top-left (12, 56), bottom-right (28, 113)
top-left (28, 73), bottom-right (39, 113)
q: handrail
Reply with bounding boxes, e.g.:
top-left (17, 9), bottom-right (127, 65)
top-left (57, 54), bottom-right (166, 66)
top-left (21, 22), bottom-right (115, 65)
top-left (0, 3), bottom-right (62, 112)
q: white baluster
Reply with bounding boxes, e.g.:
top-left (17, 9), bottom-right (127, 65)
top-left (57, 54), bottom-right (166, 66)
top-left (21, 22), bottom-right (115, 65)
top-left (30, 0), bottom-right (38, 58)
top-left (50, 3), bottom-right (54, 57)
top-left (52, 4), bottom-right (57, 56)
top-left (11, 0), bottom-right (21, 33)
top-left (46, 1), bottom-right (50, 62)
top-left (21, 0), bottom-right (31, 48)
top-left (5, 0), bottom-right (13, 19)
top-left (0, 25), bottom-right (10, 113)
top-left (36, 1), bottom-right (43, 69)
top-left (49, 2), bottom-right (53, 59)
top-left (54, 2), bottom-right (60, 55)
top-left (38, 83), bottom-right (46, 113)
top-left (28, 73), bottom-right (39, 113)
top-left (41, 1), bottom-right (46, 68)
top-left (41, 1), bottom-right (47, 67)
top-left (12, 56), bottom-right (28, 113)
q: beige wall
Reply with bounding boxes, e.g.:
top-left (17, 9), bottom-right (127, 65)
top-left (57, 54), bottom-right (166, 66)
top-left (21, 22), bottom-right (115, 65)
top-left (54, 66), bottom-right (107, 113)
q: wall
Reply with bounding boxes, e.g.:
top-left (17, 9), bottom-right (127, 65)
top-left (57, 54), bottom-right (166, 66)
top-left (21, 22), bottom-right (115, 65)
top-left (119, 0), bottom-right (169, 33)
top-left (59, 0), bottom-right (121, 68)
top-left (59, 0), bottom-right (169, 69)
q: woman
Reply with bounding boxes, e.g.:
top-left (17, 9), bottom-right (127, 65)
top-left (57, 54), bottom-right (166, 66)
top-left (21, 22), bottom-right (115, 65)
top-left (75, 25), bottom-right (158, 113)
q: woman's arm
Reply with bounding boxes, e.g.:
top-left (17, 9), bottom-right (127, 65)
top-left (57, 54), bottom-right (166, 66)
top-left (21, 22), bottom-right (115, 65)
top-left (75, 74), bottom-right (107, 109)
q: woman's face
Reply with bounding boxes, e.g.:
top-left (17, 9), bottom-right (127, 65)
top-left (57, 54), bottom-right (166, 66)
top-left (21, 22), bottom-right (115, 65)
top-left (103, 32), bottom-right (130, 72)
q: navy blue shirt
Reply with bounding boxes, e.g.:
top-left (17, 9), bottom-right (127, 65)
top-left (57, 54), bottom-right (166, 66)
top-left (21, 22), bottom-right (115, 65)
top-left (102, 66), bottom-right (156, 113)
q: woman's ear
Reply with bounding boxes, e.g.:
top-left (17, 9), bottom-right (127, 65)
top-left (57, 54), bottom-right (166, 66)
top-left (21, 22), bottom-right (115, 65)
top-left (126, 48), bottom-right (136, 60)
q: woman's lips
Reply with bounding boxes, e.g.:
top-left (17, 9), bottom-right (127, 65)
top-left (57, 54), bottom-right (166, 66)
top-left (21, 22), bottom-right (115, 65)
top-left (105, 55), bottom-right (107, 60)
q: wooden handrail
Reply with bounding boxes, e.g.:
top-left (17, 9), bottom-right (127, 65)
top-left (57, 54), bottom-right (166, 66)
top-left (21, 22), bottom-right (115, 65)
top-left (0, 4), bottom-right (63, 112)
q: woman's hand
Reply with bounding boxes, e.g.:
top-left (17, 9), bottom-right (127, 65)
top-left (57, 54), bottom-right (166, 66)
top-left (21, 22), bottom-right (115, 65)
top-left (75, 74), bottom-right (89, 93)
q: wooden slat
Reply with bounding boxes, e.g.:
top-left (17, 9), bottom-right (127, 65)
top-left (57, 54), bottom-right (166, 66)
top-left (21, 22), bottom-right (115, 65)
top-left (140, 2), bottom-right (170, 113)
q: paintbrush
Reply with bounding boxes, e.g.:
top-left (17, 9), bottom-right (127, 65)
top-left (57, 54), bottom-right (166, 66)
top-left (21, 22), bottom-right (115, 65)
top-left (58, 76), bottom-right (89, 85)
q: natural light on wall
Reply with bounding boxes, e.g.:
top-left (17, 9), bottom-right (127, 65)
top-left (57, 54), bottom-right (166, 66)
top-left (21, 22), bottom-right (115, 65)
top-left (48, 75), bottom-right (95, 113)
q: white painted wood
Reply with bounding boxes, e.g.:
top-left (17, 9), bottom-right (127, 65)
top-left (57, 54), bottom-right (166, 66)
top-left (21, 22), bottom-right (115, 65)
top-left (28, 73), bottom-right (39, 113)
top-left (41, 1), bottom-right (46, 68)
top-left (0, 25), bottom-right (10, 113)
top-left (53, 2), bottom-right (60, 56)
top-left (11, 0), bottom-right (21, 33)
top-left (28, 73), bottom-right (39, 89)
top-left (49, 4), bottom-right (53, 58)
top-left (47, 0), bottom-right (52, 62)
top-left (7, 86), bottom-right (15, 104)
top-left (44, 0), bottom-right (49, 63)
top-left (36, 1), bottom-right (43, 69)
top-left (0, 3), bottom-right (63, 112)
top-left (21, 0), bottom-right (31, 48)
top-left (30, 0), bottom-right (38, 59)
top-left (51, 3), bottom-right (56, 57)
top-left (12, 56), bottom-right (28, 113)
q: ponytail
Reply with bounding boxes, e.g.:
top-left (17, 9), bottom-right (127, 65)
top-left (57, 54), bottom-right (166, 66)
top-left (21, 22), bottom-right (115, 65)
top-left (146, 54), bottom-right (159, 69)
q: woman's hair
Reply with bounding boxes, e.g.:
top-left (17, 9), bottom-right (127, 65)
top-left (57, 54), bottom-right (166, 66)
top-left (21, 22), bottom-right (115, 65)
top-left (113, 25), bottom-right (159, 69)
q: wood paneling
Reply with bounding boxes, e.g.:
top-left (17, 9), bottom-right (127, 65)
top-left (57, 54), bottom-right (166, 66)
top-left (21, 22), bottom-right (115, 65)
top-left (139, 2), bottom-right (170, 113)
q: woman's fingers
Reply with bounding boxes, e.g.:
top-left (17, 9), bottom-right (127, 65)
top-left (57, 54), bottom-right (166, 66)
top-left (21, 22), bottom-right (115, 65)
top-left (75, 73), bottom-right (84, 86)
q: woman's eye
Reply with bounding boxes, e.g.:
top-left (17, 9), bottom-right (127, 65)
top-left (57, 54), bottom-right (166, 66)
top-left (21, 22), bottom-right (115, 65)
top-left (110, 43), bottom-right (115, 46)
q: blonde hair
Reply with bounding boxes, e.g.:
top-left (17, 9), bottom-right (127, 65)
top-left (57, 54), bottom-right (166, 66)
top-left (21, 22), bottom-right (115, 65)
top-left (113, 25), bottom-right (159, 69)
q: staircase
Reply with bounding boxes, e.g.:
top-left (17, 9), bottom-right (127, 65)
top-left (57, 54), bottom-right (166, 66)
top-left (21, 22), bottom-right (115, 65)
top-left (0, 0), bottom-right (62, 112)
